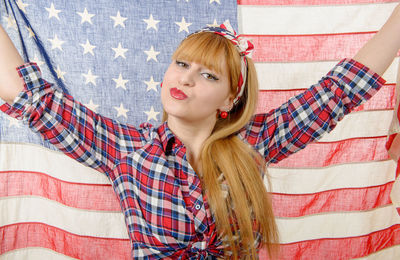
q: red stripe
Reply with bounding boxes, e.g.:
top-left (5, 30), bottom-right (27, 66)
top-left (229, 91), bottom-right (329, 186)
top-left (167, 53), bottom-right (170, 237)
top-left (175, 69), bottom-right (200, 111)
top-left (0, 171), bottom-right (121, 211)
top-left (0, 223), bottom-right (130, 259)
top-left (257, 84), bottom-right (395, 113)
top-left (274, 136), bottom-right (389, 168)
top-left (238, 0), bottom-right (398, 5)
top-left (272, 182), bottom-right (394, 217)
top-left (1, 171), bottom-right (392, 217)
top-left (2, 222), bottom-right (399, 260)
top-left (245, 33), bottom-right (396, 62)
top-left (259, 224), bottom-right (400, 259)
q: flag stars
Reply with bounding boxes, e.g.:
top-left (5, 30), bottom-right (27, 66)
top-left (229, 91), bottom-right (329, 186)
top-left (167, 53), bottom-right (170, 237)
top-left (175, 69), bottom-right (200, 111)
top-left (209, 0), bottom-right (221, 4)
top-left (110, 11), bottom-right (127, 28)
top-left (82, 69), bottom-right (98, 86)
top-left (80, 39), bottom-right (96, 56)
top-left (31, 55), bottom-right (45, 67)
top-left (114, 103), bottom-right (129, 119)
top-left (55, 65), bottom-right (66, 80)
top-left (112, 43), bottom-right (128, 59)
top-left (144, 106), bottom-right (159, 122)
top-left (25, 26), bottom-right (35, 38)
top-left (144, 76), bottom-right (160, 92)
top-left (16, 0), bottom-right (29, 13)
top-left (77, 8), bottom-right (95, 25)
top-left (3, 15), bottom-right (17, 30)
top-left (207, 19), bottom-right (219, 27)
top-left (48, 35), bottom-right (65, 51)
top-left (143, 14), bottom-right (160, 31)
top-left (144, 46), bottom-right (160, 62)
top-left (84, 99), bottom-right (100, 113)
top-left (113, 73), bottom-right (129, 90)
top-left (45, 3), bottom-right (61, 20)
top-left (175, 17), bottom-right (192, 33)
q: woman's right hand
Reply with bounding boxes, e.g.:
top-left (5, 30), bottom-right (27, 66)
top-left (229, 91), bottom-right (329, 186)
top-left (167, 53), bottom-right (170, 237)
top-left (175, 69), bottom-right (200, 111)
top-left (0, 24), bottom-right (25, 104)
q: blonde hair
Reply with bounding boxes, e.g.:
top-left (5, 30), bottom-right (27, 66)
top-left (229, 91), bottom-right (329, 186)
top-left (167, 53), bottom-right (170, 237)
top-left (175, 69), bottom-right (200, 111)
top-left (166, 32), bottom-right (279, 259)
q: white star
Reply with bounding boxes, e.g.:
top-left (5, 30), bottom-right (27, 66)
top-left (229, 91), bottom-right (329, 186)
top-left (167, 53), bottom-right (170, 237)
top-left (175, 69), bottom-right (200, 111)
top-left (3, 15), bottom-right (17, 30)
top-left (144, 76), bottom-right (160, 92)
top-left (144, 106), bottom-right (159, 122)
top-left (45, 3), bottom-right (61, 20)
top-left (209, 0), bottom-right (221, 4)
top-left (113, 73), bottom-right (129, 90)
top-left (177, 0), bottom-right (189, 2)
top-left (31, 55), bottom-right (45, 67)
top-left (80, 39), bottom-right (96, 56)
top-left (84, 99), bottom-right (99, 113)
top-left (207, 19), bottom-right (219, 27)
top-left (16, 0), bottom-right (29, 13)
top-left (82, 69), bottom-right (98, 86)
top-left (175, 17), bottom-right (192, 33)
top-left (7, 116), bottom-right (21, 128)
top-left (25, 26), bottom-right (35, 38)
top-left (55, 65), bottom-right (66, 80)
top-left (114, 103), bottom-right (129, 119)
top-left (48, 34), bottom-right (65, 51)
top-left (144, 46), bottom-right (160, 62)
top-left (112, 43), bottom-right (128, 59)
top-left (110, 11), bottom-right (127, 28)
top-left (143, 14), bottom-right (160, 31)
top-left (77, 8), bottom-right (95, 25)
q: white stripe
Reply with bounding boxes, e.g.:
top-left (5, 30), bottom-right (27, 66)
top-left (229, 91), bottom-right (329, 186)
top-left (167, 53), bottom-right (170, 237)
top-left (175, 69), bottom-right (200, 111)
top-left (256, 58), bottom-right (398, 91)
top-left (0, 143), bottom-right (109, 184)
top-left (276, 204), bottom-right (400, 244)
top-left (0, 196), bottom-right (128, 239)
top-left (0, 248), bottom-right (77, 260)
top-left (238, 3), bottom-right (397, 35)
top-left (355, 244), bottom-right (400, 259)
top-left (319, 110), bottom-right (392, 142)
top-left (267, 160), bottom-right (396, 194)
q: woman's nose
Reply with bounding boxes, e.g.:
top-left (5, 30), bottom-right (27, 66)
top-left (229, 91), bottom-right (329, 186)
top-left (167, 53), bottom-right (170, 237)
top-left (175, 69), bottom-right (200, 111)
top-left (178, 70), bottom-right (195, 87)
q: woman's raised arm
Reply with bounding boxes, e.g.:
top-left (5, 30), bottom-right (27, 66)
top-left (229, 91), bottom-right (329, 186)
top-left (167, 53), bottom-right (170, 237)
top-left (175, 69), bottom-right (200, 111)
top-left (353, 3), bottom-right (400, 75)
top-left (0, 24), bottom-right (147, 176)
top-left (0, 24), bottom-right (24, 104)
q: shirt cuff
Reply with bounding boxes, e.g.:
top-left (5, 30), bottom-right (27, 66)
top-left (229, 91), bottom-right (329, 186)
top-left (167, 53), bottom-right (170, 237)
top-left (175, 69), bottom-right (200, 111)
top-left (16, 62), bottom-right (47, 91)
top-left (0, 62), bottom-right (47, 119)
top-left (329, 58), bottom-right (386, 91)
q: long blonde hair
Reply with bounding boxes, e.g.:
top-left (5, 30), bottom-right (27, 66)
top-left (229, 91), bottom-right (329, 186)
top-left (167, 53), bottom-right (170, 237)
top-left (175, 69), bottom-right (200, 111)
top-left (167, 32), bottom-right (279, 259)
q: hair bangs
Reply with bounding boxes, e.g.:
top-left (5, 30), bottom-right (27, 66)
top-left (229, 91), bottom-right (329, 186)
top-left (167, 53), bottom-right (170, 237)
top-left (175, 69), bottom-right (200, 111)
top-left (172, 32), bottom-right (229, 76)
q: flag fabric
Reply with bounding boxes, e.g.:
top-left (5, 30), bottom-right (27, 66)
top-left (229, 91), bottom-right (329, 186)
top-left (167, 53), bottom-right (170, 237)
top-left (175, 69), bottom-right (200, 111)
top-left (1, 0), bottom-right (400, 259)
top-left (0, 0), bottom-right (237, 259)
top-left (386, 59), bottom-right (400, 216)
top-left (237, 0), bottom-right (400, 259)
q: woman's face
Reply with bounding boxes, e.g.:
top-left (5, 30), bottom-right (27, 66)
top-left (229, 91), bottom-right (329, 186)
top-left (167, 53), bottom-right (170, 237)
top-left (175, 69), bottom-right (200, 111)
top-left (161, 58), bottom-right (233, 125)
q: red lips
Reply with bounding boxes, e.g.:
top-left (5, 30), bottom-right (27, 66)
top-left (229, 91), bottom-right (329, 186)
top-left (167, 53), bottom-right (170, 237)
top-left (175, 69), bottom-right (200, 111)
top-left (170, 88), bottom-right (188, 100)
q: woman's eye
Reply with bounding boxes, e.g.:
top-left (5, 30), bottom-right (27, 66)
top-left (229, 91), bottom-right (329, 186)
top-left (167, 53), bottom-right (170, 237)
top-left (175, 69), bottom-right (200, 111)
top-left (176, 60), bottom-right (188, 68)
top-left (202, 73), bottom-right (219, 81)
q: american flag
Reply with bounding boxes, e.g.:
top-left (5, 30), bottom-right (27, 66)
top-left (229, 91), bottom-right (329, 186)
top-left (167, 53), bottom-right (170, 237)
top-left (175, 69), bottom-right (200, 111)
top-left (1, 0), bottom-right (400, 259)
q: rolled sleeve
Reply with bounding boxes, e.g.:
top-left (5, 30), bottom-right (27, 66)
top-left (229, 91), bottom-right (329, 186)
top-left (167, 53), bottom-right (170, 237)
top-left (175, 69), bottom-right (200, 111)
top-left (0, 62), bottom-right (53, 119)
top-left (240, 58), bottom-right (386, 164)
top-left (326, 58), bottom-right (386, 109)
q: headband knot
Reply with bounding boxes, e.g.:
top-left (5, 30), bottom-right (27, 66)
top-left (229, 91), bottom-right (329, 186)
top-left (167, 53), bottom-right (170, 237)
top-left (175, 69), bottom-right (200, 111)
top-left (189, 20), bottom-right (254, 105)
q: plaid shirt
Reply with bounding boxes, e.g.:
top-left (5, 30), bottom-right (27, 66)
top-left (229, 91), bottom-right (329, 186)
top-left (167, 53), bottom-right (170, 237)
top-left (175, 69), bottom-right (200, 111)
top-left (0, 58), bottom-right (385, 259)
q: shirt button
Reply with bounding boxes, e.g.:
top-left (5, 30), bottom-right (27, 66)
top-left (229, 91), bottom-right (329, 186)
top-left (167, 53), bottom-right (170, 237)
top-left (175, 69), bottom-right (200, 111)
top-left (195, 204), bottom-right (201, 210)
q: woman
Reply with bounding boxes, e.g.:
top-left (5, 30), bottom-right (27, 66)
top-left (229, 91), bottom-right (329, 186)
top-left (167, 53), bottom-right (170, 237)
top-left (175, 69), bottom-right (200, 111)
top-left (1, 4), bottom-right (400, 259)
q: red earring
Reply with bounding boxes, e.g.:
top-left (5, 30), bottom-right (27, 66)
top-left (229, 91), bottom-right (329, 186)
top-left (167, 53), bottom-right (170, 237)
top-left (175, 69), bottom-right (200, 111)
top-left (160, 82), bottom-right (163, 88)
top-left (220, 111), bottom-right (228, 119)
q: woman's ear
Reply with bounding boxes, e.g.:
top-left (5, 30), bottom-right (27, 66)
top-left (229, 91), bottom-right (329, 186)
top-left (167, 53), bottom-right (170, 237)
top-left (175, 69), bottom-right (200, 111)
top-left (219, 95), bottom-right (234, 112)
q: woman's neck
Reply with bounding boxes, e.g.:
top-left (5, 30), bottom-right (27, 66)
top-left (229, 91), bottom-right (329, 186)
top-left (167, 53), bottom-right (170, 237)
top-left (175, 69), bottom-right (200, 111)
top-left (167, 116), bottom-right (216, 172)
